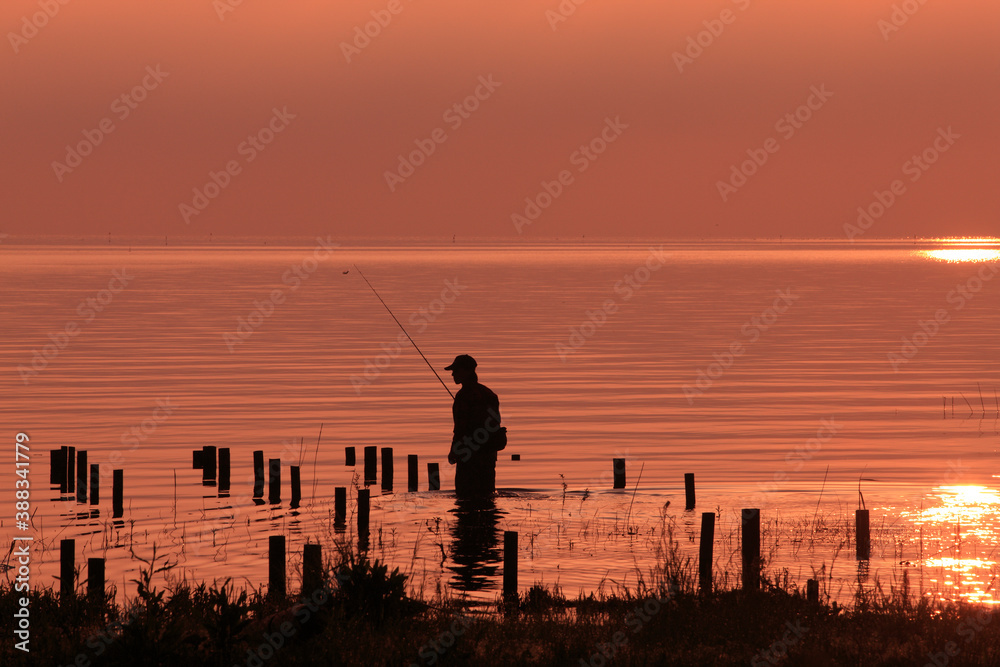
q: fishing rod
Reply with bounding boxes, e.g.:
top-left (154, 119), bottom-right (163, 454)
top-left (352, 265), bottom-right (455, 399)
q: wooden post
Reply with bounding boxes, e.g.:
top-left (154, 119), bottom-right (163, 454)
top-left (613, 458), bottom-right (626, 489)
top-left (268, 459), bottom-right (281, 504)
top-left (112, 470), bottom-right (123, 518)
top-left (684, 473), bottom-right (696, 510)
top-left (269, 535), bottom-right (286, 598)
top-left (253, 451), bottom-right (264, 498)
top-left (202, 446), bottom-right (217, 485)
top-left (192, 449), bottom-right (204, 470)
top-left (381, 447), bottom-right (393, 492)
top-left (357, 489), bottom-right (370, 539)
top-left (50, 448), bottom-right (64, 486)
top-left (218, 448), bottom-right (230, 492)
top-left (807, 578), bottom-right (819, 603)
top-left (503, 531), bottom-right (518, 603)
top-left (699, 512), bottom-right (715, 593)
top-left (364, 446), bottom-right (377, 484)
top-left (88, 557), bottom-right (105, 600)
top-left (290, 465), bottom-right (301, 507)
top-left (60, 539), bottom-right (75, 599)
top-left (427, 463), bottom-right (440, 491)
top-left (89, 464), bottom-right (99, 505)
top-left (76, 450), bottom-right (88, 502)
top-left (345, 446), bottom-right (356, 466)
top-left (67, 446), bottom-right (76, 494)
top-left (511, 454), bottom-right (520, 461)
top-left (334, 487), bottom-right (346, 526)
top-left (856, 509), bottom-right (871, 560)
top-left (302, 544), bottom-right (322, 595)
top-left (408, 454), bottom-right (418, 492)
top-left (741, 509), bottom-right (761, 592)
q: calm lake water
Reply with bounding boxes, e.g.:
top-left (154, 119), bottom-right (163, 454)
top-left (2, 238), bottom-right (999, 606)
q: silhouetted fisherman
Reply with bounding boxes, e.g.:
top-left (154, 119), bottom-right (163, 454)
top-left (445, 354), bottom-right (505, 497)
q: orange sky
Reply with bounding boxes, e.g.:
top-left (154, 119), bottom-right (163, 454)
top-left (2, 0), bottom-right (997, 240)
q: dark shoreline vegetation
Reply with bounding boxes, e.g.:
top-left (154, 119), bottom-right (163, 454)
top-left (3, 544), bottom-right (999, 667)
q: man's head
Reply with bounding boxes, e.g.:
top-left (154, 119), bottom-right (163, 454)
top-left (445, 354), bottom-right (477, 385)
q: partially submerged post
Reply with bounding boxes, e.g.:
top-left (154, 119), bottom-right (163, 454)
top-left (381, 447), bottom-right (393, 492)
top-left (76, 450), bottom-right (88, 503)
top-left (66, 447), bottom-right (76, 494)
top-left (684, 473), bottom-right (696, 510)
top-left (60, 539), bottom-right (75, 600)
top-left (334, 487), bottom-right (346, 527)
top-left (302, 543), bottom-right (322, 595)
top-left (807, 578), bottom-right (819, 603)
top-left (269, 535), bottom-right (286, 598)
top-left (88, 558), bottom-right (105, 601)
top-left (218, 447), bottom-right (231, 493)
top-left (408, 454), bottom-right (418, 492)
top-left (699, 512), bottom-right (715, 593)
top-left (856, 509), bottom-right (871, 560)
top-left (89, 464), bottom-right (99, 505)
top-left (503, 531), bottom-right (518, 603)
top-left (112, 470), bottom-right (123, 518)
top-left (357, 489), bottom-right (370, 541)
top-left (427, 463), bottom-right (440, 491)
top-left (345, 446), bottom-right (356, 466)
top-left (290, 465), bottom-right (301, 507)
top-left (613, 458), bottom-right (626, 489)
top-left (202, 446), bottom-right (217, 486)
top-left (364, 446), bottom-right (377, 484)
top-left (741, 508), bottom-right (761, 592)
top-left (253, 451), bottom-right (264, 498)
top-left (50, 448), bottom-right (65, 486)
top-left (268, 459), bottom-right (281, 504)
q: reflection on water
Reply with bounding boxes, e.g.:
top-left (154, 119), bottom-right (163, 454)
top-left (448, 497), bottom-right (505, 595)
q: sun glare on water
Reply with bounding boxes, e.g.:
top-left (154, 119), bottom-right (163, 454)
top-left (920, 239), bottom-right (1000, 263)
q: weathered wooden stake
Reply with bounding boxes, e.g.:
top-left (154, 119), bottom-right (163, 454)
top-left (357, 489), bottom-right (370, 539)
top-left (268, 459), bottom-right (281, 504)
top-left (269, 535), bottom-right (286, 598)
top-left (345, 446), bottom-right (356, 466)
top-left (89, 464), bottom-right (100, 505)
top-left (112, 470), bottom-right (123, 517)
top-left (511, 454), bottom-right (520, 461)
top-left (684, 473), bottom-right (696, 510)
top-left (192, 449), bottom-right (204, 470)
top-left (381, 447), bottom-right (394, 492)
top-left (699, 512), bottom-right (715, 593)
top-left (218, 448), bottom-right (231, 492)
top-left (613, 458), bottom-right (626, 489)
top-left (334, 487), bottom-right (346, 526)
top-left (202, 446), bottom-right (217, 485)
top-left (60, 539), bottom-right (75, 599)
top-left (427, 463), bottom-right (440, 491)
top-left (88, 558), bottom-right (105, 600)
top-left (363, 446), bottom-right (377, 484)
top-left (76, 450), bottom-right (88, 503)
top-left (302, 543), bottom-right (322, 595)
top-left (807, 578), bottom-right (819, 603)
top-left (67, 446), bottom-right (76, 494)
top-left (51, 448), bottom-right (64, 486)
top-left (741, 508), bottom-right (761, 592)
top-left (856, 509), bottom-right (871, 560)
top-left (408, 454), bottom-right (419, 492)
top-left (253, 450), bottom-right (264, 498)
top-left (503, 531), bottom-right (518, 602)
top-left (290, 465), bottom-right (301, 507)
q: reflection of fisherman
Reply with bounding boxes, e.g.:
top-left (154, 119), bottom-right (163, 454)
top-left (445, 354), bottom-right (505, 497)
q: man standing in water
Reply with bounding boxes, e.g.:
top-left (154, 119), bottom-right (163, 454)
top-left (446, 354), bottom-right (505, 497)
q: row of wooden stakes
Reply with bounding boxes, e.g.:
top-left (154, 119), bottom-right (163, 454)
top-left (49, 447), bottom-right (125, 517)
